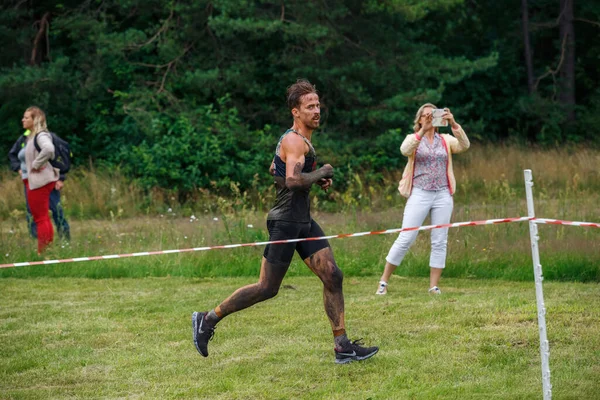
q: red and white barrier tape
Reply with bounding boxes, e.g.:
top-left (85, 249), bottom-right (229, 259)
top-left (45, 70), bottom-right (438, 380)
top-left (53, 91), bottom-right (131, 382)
top-left (2, 216), bottom-right (597, 269)
top-left (533, 218), bottom-right (600, 229)
top-left (0, 216), bottom-right (532, 269)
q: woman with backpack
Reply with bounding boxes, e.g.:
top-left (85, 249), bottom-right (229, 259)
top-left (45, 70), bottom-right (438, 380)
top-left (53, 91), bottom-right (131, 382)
top-left (22, 106), bottom-right (59, 254)
top-left (8, 130), bottom-right (71, 241)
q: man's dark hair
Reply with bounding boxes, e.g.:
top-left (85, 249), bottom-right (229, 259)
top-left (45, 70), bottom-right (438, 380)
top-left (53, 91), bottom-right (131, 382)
top-left (286, 79), bottom-right (317, 110)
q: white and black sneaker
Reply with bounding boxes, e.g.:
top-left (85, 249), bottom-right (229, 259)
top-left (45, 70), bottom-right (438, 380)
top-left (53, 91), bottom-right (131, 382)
top-left (334, 339), bottom-right (379, 364)
top-left (375, 281), bottom-right (388, 295)
top-left (428, 286), bottom-right (441, 295)
top-left (192, 311), bottom-right (215, 357)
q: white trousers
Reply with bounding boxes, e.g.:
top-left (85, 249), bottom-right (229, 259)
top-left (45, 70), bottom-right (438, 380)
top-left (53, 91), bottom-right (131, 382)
top-left (386, 187), bottom-right (454, 269)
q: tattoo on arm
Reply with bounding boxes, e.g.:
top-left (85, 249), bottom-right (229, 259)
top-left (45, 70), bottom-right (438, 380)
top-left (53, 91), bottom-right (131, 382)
top-left (286, 162), bottom-right (331, 191)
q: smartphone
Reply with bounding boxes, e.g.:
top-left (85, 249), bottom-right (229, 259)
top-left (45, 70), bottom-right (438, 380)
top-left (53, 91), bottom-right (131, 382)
top-left (432, 109), bottom-right (448, 127)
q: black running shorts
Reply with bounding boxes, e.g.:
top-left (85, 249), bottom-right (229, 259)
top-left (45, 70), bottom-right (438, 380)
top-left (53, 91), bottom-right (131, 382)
top-left (263, 219), bottom-right (329, 267)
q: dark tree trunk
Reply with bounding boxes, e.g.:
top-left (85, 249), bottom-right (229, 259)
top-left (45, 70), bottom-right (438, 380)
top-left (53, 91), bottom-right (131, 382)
top-left (559, 0), bottom-right (576, 121)
top-left (30, 12), bottom-right (51, 65)
top-left (521, 0), bottom-right (535, 94)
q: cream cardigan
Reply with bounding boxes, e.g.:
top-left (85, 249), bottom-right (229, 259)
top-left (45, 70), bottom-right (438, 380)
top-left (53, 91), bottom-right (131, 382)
top-left (24, 131), bottom-right (59, 190)
top-left (398, 126), bottom-right (470, 198)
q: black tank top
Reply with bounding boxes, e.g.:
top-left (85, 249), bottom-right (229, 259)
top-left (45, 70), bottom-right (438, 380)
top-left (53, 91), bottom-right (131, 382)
top-left (267, 129), bottom-right (317, 222)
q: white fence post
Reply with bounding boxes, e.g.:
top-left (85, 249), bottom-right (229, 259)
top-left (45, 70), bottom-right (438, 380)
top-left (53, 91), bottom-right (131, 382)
top-left (524, 169), bottom-right (552, 400)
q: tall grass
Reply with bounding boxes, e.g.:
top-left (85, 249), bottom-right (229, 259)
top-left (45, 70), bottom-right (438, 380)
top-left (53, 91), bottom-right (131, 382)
top-left (1, 143), bottom-right (599, 219)
top-left (1, 144), bottom-right (598, 281)
top-left (0, 205), bottom-right (597, 281)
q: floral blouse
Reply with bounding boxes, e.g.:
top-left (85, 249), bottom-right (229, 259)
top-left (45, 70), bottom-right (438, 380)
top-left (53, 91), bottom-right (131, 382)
top-left (412, 133), bottom-right (448, 191)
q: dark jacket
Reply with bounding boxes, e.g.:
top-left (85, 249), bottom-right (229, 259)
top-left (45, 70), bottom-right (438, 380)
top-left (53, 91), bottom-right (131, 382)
top-left (8, 134), bottom-right (26, 172)
top-left (8, 133), bottom-right (66, 181)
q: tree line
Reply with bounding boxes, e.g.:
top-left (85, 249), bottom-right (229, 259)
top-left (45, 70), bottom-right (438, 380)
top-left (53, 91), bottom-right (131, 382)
top-left (1, 0), bottom-right (598, 195)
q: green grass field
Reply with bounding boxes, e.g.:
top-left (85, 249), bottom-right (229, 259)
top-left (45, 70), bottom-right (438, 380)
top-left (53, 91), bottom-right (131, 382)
top-left (1, 276), bottom-right (599, 399)
top-left (1, 148), bottom-right (598, 398)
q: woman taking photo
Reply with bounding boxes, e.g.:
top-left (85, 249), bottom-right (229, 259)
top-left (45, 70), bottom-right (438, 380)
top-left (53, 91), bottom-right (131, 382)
top-left (376, 103), bottom-right (470, 295)
top-left (22, 106), bottom-right (59, 254)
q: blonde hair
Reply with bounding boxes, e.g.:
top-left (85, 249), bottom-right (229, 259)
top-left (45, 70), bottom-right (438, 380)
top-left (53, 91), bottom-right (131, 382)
top-left (25, 106), bottom-right (48, 135)
top-left (413, 103), bottom-right (437, 133)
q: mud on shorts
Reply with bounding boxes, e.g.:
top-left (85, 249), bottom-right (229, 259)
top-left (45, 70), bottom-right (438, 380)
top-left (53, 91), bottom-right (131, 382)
top-left (263, 219), bottom-right (330, 267)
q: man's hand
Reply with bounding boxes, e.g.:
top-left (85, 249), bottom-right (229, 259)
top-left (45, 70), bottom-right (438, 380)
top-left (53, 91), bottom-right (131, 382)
top-left (55, 180), bottom-right (64, 190)
top-left (316, 164), bottom-right (333, 191)
top-left (269, 160), bottom-right (276, 176)
top-left (317, 178), bottom-right (332, 192)
top-left (319, 164), bottom-right (334, 179)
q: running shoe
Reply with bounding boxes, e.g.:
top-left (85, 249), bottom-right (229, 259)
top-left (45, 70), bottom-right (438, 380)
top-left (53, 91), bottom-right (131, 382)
top-left (192, 311), bottom-right (215, 357)
top-left (335, 339), bottom-right (379, 364)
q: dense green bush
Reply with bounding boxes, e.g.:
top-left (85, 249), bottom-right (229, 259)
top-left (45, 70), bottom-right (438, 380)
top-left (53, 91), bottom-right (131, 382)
top-left (121, 97), bottom-right (274, 194)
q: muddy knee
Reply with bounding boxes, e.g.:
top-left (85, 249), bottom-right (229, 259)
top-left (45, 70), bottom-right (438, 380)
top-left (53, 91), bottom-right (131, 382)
top-left (259, 282), bottom-right (280, 300)
top-left (325, 261), bottom-right (343, 290)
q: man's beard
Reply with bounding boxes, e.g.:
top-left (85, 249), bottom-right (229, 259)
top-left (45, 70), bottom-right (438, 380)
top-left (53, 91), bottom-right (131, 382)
top-left (307, 118), bottom-right (320, 129)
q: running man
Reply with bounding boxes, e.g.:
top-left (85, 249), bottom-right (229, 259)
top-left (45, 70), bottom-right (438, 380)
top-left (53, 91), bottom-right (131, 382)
top-left (192, 79), bottom-right (378, 364)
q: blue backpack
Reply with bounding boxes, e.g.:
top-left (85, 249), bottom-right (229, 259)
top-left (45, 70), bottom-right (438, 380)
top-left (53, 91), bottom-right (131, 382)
top-left (34, 132), bottom-right (72, 174)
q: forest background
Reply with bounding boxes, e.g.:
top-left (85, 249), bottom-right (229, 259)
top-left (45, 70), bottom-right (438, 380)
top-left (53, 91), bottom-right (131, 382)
top-left (1, 0), bottom-right (599, 206)
top-left (1, 4), bottom-right (599, 399)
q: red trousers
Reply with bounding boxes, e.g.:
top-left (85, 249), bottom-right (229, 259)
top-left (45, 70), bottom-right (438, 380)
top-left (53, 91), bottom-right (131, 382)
top-left (25, 179), bottom-right (55, 254)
